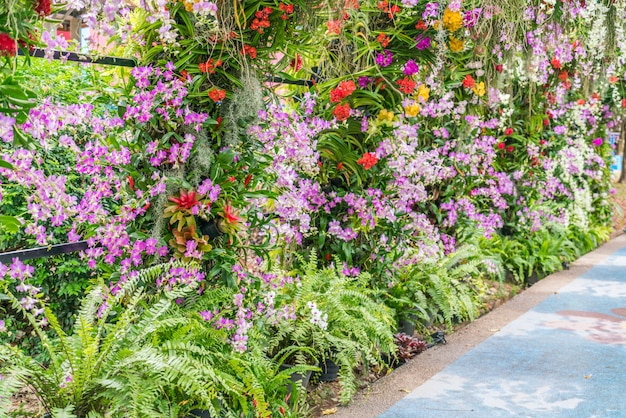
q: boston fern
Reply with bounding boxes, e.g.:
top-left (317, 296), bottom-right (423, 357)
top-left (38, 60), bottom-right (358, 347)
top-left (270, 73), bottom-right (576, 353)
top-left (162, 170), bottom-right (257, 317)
top-left (398, 243), bottom-right (495, 328)
top-left (0, 261), bottom-right (246, 417)
top-left (266, 251), bottom-right (396, 404)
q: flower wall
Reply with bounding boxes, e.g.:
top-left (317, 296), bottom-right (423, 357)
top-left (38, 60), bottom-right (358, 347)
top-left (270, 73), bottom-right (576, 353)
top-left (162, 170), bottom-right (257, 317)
top-left (0, 0), bottom-right (624, 415)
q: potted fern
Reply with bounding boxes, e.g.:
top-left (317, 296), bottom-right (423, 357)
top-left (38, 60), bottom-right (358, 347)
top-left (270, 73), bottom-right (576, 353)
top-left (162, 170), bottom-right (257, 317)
top-left (265, 252), bottom-right (396, 404)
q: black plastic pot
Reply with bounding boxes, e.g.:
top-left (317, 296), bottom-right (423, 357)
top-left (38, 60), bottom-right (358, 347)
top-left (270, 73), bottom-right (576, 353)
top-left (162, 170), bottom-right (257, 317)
top-left (189, 409), bottom-right (212, 418)
top-left (196, 217), bottom-right (224, 239)
top-left (397, 313), bottom-right (419, 335)
top-left (526, 271), bottom-right (541, 286)
top-left (279, 363), bottom-right (313, 394)
top-left (317, 359), bottom-right (339, 382)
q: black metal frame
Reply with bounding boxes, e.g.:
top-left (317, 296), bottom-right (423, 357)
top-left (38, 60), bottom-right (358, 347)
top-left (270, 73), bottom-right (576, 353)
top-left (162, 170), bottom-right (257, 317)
top-left (19, 48), bottom-right (316, 86)
top-left (0, 241), bottom-right (89, 264)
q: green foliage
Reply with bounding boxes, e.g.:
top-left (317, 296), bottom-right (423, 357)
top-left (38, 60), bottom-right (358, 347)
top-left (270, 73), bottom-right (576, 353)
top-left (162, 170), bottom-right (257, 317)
top-left (0, 261), bottom-right (249, 417)
top-left (266, 251), bottom-right (395, 404)
top-left (391, 243), bottom-right (493, 331)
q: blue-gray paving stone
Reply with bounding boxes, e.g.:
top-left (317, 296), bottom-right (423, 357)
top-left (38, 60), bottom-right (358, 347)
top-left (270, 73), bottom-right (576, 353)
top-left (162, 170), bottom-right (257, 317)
top-left (380, 245), bottom-right (626, 417)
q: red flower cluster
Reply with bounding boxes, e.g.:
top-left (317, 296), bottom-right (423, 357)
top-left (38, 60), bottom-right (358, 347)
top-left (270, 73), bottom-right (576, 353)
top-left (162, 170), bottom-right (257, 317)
top-left (377, 33), bottom-right (390, 48)
top-left (250, 7), bottom-right (273, 33)
top-left (326, 19), bottom-right (343, 35)
top-left (242, 44), bottom-right (257, 59)
top-left (290, 54), bottom-right (303, 71)
top-left (377, 1), bottom-right (400, 18)
top-left (504, 127), bottom-right (513, 136)
top-left (330, 80), bottom-right (356, 103)
top-left (497, 143), bottom-right (514, 153)
top-left (279, 3), bottom-right (294, 20)
top-left (199, 58), bottom-right (222, 74)
top-left (333, 102), bottom-right (351, 121)
top-left (551, 57), bottom-right (561, 69)
top-left (208, 88), bottom-right (226, 102)
top-left (357, 152), bottom-right (378, 170)
top-left (222, 205), bottom-right (241, 224)
top-left (168, 190), bottom-right (199, 210)
top-left (415, 20), bottom-right (427, 30)
top-left (462, 74), bottom-right (475, 88)
top-left (0, 33), bottom-right (17, 57)
top-left (558, 70), bottom-right (571, 89)
top-left (34, 0), bottom-right (51, 16)
top-left (396, 76), bottom-right (417, 94)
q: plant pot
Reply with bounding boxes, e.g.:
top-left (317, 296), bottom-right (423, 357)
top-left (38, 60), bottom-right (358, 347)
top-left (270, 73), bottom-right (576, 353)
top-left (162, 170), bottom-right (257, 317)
top-left (317, 359), bottom-right (339, 382)
top-left (397, 313), bottom-right (419, 335)
top-left (279, 363), bottom-right (313, 394)
top-left (526, 271), bottom-right (541, 286)
top-left (381, 352), bottom-right (405, 369)
top-left (189, 409), bottom-right (212, 418)
top-left (196, 217), bottom-right (224, 239)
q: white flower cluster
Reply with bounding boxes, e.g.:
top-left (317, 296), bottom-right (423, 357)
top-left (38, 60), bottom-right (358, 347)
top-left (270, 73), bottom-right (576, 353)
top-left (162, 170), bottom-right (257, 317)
top-left (307, 301), bottom-right (328, 330)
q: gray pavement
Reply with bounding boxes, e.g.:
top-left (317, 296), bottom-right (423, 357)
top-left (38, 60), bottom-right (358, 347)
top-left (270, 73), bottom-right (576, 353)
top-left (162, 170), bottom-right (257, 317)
top-left (333, 234), bottom-right (626, 418)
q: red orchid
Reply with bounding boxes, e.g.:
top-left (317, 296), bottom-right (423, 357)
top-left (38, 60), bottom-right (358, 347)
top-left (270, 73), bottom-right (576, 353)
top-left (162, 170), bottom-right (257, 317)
top-left (357, 152), bottom-right (378, 170)
top-left (462, 74), bottom-right (475, 89)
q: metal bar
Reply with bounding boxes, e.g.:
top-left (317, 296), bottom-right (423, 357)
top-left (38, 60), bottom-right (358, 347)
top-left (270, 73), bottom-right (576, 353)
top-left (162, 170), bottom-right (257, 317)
top-left (19, 47), bottom-right (138, 67)
top-left (266, 76), bottom-right (315, 87)
top-left (0, 240), bottom-right (89, 264)
top-left (20, 48), bottom-right (318, 86)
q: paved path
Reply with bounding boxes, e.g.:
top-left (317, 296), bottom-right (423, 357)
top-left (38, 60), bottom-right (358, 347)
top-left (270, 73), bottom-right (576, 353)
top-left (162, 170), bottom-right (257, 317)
top-left (379, 237), bottom-right (626, 417)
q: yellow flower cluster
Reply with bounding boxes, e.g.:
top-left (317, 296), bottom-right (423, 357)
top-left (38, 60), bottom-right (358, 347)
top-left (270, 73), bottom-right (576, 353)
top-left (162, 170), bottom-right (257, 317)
top-left (443, 8), bottom-right (463, 32)
top-left (377, 109), bottom-right (395, 123)
top-left (449, 37), bottom-right (465, 52)
top-left (472, 81), bottom-right (485, 97)
top-left (404, 103), bottom-right (420, 117)
top-left (178, 0), bottom-right (200, 12)
top-left (415, 84), bottom-right (430, 103)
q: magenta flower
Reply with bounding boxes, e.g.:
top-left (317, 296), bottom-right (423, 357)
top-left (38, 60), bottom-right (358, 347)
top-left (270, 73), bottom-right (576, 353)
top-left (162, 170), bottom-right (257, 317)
top-left (591, 138), bottom-right (603, 146)
top-left (415, 36), bottom-right (431, 50)
top-left (403, 60), bottom-right (419, 76)
top-left (375, 50), bottom-right (393, 67)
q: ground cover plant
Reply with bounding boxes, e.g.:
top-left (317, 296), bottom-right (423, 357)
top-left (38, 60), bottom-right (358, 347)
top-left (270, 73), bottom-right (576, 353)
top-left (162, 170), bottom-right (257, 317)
top-left (1, 0), bottom-right (626, 416)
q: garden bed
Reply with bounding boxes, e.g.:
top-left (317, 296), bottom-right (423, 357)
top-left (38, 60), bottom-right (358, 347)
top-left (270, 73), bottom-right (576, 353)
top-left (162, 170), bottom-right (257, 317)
top-left (2, 1), bottom-right (626, 417)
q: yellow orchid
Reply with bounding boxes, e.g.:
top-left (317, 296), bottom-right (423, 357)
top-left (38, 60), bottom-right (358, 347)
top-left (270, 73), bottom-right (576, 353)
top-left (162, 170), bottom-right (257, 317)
top-left (472, 81), bottom-right (486, 97)
top-left (415, 84), bottom-right (430, 103)
top-left (404, 103), bottom-right (421, 117)
top-left (449, 37), bottom-right (465, 53)
top-left (443, 8), bottom-right (463, 32)
top-left (377, 109), bottom-right (395, 122)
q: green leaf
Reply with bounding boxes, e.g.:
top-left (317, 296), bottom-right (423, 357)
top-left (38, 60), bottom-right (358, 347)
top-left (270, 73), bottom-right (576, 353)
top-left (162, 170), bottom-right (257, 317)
top-left (0, 215), bottom-right (22, 234)
top-left (0, 159), bottom-right (12, 169)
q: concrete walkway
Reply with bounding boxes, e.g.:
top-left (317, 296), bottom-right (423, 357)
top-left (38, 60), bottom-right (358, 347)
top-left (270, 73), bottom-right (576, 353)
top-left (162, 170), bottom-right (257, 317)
top-left (335, 234), bottom-right (626, 418)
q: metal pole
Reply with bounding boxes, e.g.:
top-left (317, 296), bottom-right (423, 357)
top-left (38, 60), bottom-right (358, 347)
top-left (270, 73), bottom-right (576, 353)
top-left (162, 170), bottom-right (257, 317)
top-left (0, 240), bottom-right (90, 264)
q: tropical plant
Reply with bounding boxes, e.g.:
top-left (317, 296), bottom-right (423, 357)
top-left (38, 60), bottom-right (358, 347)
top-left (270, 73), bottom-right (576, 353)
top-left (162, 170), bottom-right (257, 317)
top-left (0, 261), bottom-right (253, 417)
top-left (392, 244), bottom-right (496, 329)
top-left (266, 251), bottom-right (396, 404)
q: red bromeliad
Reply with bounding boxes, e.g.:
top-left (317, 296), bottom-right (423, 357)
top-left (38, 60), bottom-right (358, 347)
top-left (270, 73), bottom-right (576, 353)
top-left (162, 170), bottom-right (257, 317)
top-left (168, 189), bottom-right (200, 211)
top-left (222, 204), bottom-right (240, 224)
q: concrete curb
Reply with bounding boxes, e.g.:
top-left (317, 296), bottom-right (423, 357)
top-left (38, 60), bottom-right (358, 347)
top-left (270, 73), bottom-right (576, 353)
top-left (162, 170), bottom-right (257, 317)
top-left (331, 233), bottom-right (626, 418)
